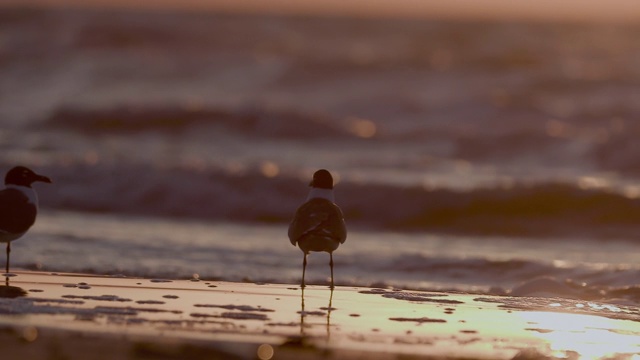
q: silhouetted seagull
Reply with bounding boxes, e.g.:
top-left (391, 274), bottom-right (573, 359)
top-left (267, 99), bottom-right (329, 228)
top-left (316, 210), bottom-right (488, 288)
top-left (288, 169), bottom-right (346, 288)
top-left (0, 166), bottom-right (51, 278)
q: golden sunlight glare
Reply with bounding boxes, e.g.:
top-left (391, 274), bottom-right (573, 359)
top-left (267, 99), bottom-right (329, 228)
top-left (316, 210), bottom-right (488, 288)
top-left (518, 312), bottom-right (640, 359)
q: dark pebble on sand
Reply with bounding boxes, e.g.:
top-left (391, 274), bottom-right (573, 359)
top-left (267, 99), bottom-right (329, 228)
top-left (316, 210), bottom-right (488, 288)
top-left (389, 317), bottom-right (447, 323)
top-left (358, 289), bottom-right (387, 294)
top-left (297, 310), bottom-right (326, 316)
top-left (525, 328), bottom-right (554, 333)
top-left (63, 294), bottom-right (132, 302)
top-left (220, 312), bottom-right (269, 321)
top-left (136, 300), bottom-right (166, 305)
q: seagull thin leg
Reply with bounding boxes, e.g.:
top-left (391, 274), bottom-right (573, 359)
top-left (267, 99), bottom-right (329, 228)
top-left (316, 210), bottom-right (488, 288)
top-left (301, 253), bottom-right (307, 288)
top-left (327, 287), bottom-right (334, 338)
top-left (329, 252), bottom-right (334, 289)
top-left (5, 242), bottom-right (9, 274)
top-left (300, 286), bottom-right (306, 335)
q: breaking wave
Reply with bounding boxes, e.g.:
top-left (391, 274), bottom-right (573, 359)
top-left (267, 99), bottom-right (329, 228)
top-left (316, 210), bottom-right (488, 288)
top-left (45, 104), bottom-right (362, 140)
top-left (21, 161), bottom-right (640, 239)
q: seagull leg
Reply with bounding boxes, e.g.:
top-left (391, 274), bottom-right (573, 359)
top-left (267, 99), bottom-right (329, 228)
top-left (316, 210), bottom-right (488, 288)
top-left (5, 243), bottom-right (10, 286)
top-left (300, 286), bottom-right (305, 335)
top-left (301, 253), bottom-right (307, 288)
top-left (329, 252), bottom-right (334, 289)
top-left (327, 286), bottom-right (334, 338)
top-left (5, 242), bottom-right (9, 274)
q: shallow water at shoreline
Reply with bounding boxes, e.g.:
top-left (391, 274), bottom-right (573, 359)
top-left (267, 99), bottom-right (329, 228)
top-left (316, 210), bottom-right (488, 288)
top-left (5, 210), bottom-right (637, 301)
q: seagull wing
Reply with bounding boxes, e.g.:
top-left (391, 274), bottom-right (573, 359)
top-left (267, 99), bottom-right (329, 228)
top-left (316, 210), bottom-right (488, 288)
top-left (288, 198), bottom-right (347, 246)
top-left (0, 188), bottom-right (37, 234)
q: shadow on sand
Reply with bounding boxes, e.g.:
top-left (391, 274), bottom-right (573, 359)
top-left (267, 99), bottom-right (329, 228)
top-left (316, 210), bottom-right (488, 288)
top-left (0, 284), bottom-right (27, 298)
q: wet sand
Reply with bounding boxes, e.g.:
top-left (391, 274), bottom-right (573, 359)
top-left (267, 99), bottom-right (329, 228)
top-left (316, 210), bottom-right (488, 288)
top-left (0, 271), bottom-right (638, 359)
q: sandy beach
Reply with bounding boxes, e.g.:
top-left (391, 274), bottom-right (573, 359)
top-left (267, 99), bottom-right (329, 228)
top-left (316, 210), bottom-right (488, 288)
top-left (1, 271), bottom-right (638, 359)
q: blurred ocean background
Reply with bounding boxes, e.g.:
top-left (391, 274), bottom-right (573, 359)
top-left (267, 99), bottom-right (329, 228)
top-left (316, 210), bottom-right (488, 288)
top-left (1, 5), bottom-right (640, 300)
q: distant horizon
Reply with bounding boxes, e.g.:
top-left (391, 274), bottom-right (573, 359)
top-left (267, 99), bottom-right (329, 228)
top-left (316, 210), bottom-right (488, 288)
top-left (2, 0), bottom-right (640, 23)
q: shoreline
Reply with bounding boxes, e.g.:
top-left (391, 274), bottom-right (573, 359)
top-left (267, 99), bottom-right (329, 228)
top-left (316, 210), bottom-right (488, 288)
top-left (1, 271), bottom-right (638, 359)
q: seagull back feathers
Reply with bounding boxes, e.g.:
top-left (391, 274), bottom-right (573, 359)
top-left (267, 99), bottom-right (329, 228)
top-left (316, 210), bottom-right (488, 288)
top-left (288, 198), bottom-right (347, 248)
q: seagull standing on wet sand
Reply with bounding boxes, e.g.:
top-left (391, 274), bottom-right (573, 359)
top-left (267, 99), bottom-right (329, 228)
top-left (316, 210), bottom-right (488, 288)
top-left (288, 169), bottom-right (347, 288)
top-left (0, 166), bottom-right (52, 279)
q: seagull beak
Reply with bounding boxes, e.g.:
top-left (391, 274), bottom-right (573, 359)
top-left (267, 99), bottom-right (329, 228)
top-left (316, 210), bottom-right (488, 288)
top-left (35, 174), bottom-right (52, 184)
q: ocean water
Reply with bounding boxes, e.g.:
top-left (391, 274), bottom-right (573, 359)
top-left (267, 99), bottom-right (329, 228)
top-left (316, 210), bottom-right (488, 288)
top-left (1, 7), bottom-right (640, 301)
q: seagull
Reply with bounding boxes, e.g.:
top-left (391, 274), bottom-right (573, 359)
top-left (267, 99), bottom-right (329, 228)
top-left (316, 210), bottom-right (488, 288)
top-left (0, 166), bottom-right (51, 278)
top-left (288, 169), bottom-right (346, 288)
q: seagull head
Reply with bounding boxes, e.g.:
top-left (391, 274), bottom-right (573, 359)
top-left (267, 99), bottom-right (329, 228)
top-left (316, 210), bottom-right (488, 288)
top-left (5, 166), bottom-right (52, 188)
top-left (309, 169), bottom-right (334, 190)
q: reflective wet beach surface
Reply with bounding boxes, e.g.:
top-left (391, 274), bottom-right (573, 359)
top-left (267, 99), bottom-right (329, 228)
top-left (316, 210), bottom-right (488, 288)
top-left (0, 272), bottom-right (638, 359)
